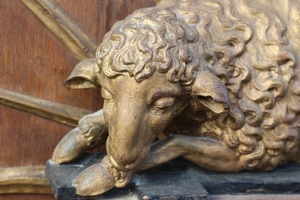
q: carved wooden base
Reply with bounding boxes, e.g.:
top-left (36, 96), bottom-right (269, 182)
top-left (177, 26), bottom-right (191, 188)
top-left (0, 166), bottom-right (52, 194)
top-left (45, 153), bottom-right (300, 200)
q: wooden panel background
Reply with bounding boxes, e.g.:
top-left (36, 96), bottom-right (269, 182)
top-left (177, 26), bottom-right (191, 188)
top-left (0, 0), bottom-right (156, 199)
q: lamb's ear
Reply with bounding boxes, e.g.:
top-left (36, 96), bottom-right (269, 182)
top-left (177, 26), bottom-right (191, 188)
top-left (191, 71), bottom-right (230, 114)
top-left (64, 58), bottom-right (99, 89)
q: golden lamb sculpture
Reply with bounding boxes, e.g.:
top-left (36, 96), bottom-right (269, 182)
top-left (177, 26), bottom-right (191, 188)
top-left (52, 0), bottom-right (300, 196)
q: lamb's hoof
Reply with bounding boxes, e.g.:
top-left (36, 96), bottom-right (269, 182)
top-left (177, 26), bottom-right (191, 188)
top-left (74, 162), bottom-right (116, 196)
top-left (52, 127), bottom-right (88, 164)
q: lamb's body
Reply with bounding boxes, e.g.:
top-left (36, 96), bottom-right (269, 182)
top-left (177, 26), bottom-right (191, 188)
top-left (154, 0), bottom-right (300, 171)
top-left (53, 0), bottom-right (300, 196)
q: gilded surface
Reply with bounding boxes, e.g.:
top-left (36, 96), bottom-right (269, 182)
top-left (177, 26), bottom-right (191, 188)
top-left (52, 0), bottom-right (300, 196)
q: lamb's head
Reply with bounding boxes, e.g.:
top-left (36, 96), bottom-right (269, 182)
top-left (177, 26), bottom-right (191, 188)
top-left (64, 9), bottom-right (231, 171)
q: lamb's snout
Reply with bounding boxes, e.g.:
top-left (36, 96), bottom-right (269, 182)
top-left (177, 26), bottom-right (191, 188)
top-left (106, 136), bottom-right (148, 171)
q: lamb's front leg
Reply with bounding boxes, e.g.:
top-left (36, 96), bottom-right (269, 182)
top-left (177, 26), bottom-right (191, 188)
top-left (74, 135), bottom-right (242, 196)
top-left (137, 135), bottom-right (242, 172)
top-left (52, 109), bottom-right (108, 164)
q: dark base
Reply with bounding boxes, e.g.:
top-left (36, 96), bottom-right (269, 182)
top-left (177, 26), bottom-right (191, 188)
top-left (46, 153), bottom-right (300, 200)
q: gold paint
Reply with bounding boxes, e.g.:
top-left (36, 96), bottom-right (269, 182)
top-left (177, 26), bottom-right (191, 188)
top-left (0, 166), bottom-right (52, 194)
top-left (52, 0), bottom-right (300, 196)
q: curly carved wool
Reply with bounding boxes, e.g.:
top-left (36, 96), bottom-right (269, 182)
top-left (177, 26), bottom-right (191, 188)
top-left (96, 0), bottom-right (300, 170)
top-left (52, 0), bottom-right (300, 196)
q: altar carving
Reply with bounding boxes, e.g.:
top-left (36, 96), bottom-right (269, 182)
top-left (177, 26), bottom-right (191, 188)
top-left (52, 0), bottom-right (300, 196)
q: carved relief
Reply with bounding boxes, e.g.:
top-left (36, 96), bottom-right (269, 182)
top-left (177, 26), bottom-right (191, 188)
top-left (52, 0), bottom-right (300, 196)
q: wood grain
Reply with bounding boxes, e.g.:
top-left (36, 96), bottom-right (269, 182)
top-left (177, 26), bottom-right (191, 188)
top-left (0, 89), bottom-right (92, 127)
top-left (57, 0), bottom-right (156, 43)
top-left (20, 0), bottom-right (98, 61)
